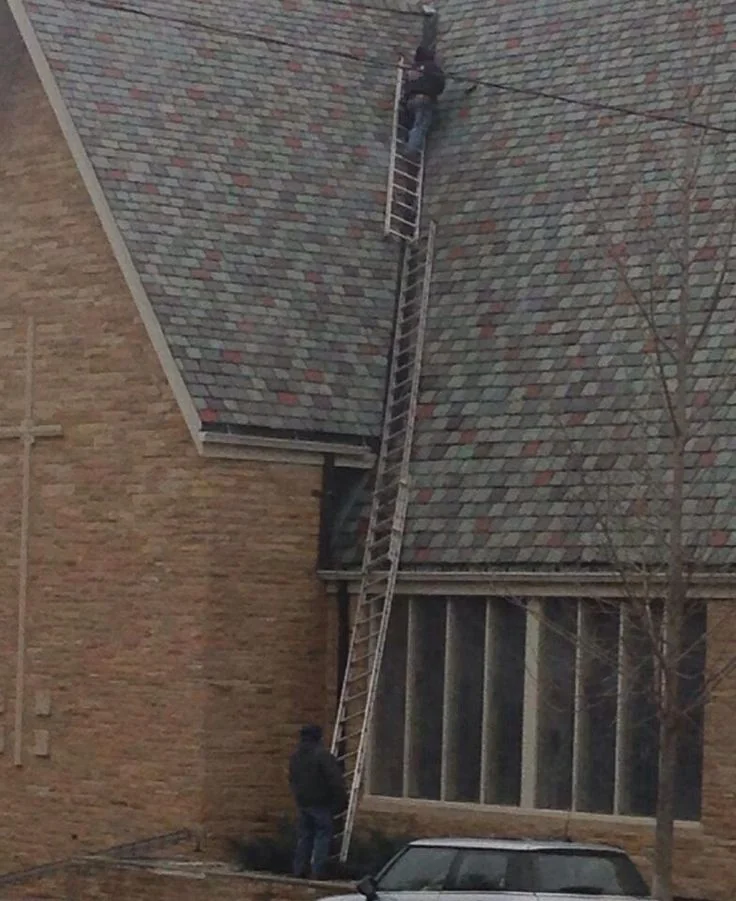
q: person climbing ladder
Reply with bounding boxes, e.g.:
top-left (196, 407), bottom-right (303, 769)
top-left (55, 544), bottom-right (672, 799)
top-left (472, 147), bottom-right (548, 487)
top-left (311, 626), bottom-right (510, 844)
top-left (402, 45), bottom-right (446, 156)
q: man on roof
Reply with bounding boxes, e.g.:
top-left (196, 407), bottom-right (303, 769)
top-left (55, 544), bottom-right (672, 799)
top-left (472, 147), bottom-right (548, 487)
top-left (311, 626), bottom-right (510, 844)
top-left (402, 45), bottom-right (446, 156)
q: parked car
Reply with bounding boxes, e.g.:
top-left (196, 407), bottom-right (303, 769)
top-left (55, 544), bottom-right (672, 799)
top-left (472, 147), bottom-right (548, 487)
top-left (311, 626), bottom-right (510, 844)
top-left (327, 837), bottom-right (650, 899)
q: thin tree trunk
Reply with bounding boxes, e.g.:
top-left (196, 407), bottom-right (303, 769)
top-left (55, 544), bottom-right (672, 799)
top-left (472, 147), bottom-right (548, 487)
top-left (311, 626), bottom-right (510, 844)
top-left (652, 714), bottom-right (677, 901)
top-left (651, 115), bottom-right (691, 899)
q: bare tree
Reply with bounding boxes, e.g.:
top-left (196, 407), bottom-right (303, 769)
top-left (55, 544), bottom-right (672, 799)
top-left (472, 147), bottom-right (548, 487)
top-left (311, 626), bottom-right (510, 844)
top-left (523, 11), bottom-right (736, 899)
top-left (540, 22), bottom-right (736, 901)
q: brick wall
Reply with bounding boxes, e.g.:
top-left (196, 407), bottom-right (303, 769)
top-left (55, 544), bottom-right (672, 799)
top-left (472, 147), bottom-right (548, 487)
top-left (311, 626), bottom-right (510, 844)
top-left (0, 1), bottom-right (331, 868)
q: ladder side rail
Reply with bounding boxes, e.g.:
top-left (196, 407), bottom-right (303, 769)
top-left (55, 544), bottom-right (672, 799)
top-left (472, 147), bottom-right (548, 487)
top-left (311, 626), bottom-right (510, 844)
top-left (384, 60), bottom-right (405, 238)
top-left (338, 479), bottom-right (410, 861)
top-left (330, 249), bottom-right (414, 758)
top-left (332, 224), bottom-right (437, 858)
top-left (413, 149), bottom-right (426, 241)
top-left (336, 225), bottom-right (438, 860)
top-left (399, 221), bottom-right (435, 453)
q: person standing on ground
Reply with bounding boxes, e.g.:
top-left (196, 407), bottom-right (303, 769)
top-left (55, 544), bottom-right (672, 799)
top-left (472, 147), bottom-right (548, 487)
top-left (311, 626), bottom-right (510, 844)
top-left (289, 724), bottom-right (347, 880)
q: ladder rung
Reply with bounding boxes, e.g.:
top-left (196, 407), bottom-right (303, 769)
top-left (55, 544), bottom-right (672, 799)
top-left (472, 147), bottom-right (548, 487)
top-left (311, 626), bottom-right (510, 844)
top-left (342, 689), bottom-right (369, 705)
top-left (352, 614), bottom-right (383, 632)
top-left (338, 728), bottom-right (364, 746)
top-left (341, 706), bottom-right (369, 724)
top-left (391, 213), bottom-right (419, 228)
top-left (389, 377), bottom-right (413, 397)
top-left (387, 224), bottom-right (417, 237)
top-left (396, 152), bottom-right (423, 167)
top-left (352, 610), bottom-right (384, 629)
top-left (349, 649), bottom-right (376, 667)
top-left (401, 278), bottom-right (424, 295)
top-left (360, 569), bottom-right (390, 585)
top-left (393, 192), bottom-right (419, 209)
top-left (373, 515), bottom-right (397, 533)
top-left (352, 608), bottom-right (384, 626)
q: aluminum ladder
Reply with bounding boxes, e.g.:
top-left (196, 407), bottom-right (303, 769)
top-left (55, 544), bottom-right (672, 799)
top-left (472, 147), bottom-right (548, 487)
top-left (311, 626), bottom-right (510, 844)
top-left (331, 222), bottom-right (437, 862)
top-left (384, 60), bottom-right (426, 243)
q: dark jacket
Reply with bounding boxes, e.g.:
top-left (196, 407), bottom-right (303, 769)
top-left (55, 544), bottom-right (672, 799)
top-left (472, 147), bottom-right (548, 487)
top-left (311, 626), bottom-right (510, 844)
top-left (404, 60), bottom-right (446, 102)
top-left (289, 739), bottom-right (348, 812)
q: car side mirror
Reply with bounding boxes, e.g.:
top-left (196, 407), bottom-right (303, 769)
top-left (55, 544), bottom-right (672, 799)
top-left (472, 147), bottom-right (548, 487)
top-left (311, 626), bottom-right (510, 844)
top-left (357, 875), bottom-right (378, 901)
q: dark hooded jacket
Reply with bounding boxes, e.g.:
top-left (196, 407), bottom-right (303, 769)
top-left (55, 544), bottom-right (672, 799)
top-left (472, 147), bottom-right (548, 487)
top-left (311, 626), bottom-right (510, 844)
top-left (404, 48), bottom-right (446, 102)
top-left (289, 731), bottom-right (347, 811)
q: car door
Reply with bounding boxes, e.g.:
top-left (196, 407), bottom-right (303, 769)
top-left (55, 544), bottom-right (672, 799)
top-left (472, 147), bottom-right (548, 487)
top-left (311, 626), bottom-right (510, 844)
top-left (439, 848), bottom-right (534, 901)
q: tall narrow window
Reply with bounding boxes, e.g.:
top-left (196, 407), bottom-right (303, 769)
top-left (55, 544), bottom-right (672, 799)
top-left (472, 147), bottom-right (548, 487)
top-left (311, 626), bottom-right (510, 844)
top-left (370, 597), bottom-right (408, 797)
top-left (445, 598), bottom-right (485, 802)
top-left (407, 597), bottom-right (445, 799)
top-left (675, 603), bottom-right (706, 821)
top-left (484, 598), bottom-right (525, 805)
top-left (536, 598), bottom-right (577, 810)
top-left (621, 603), bottom-right (662, 817)
top-left (577, 605), bottom-right (619, 813)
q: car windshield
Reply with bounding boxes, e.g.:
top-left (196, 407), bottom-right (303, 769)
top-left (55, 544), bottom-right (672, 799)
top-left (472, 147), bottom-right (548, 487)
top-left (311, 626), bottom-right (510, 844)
top-left (377, 846), bottom-right (457, 892)
top-left (532, 850), bottom-right (650, 896)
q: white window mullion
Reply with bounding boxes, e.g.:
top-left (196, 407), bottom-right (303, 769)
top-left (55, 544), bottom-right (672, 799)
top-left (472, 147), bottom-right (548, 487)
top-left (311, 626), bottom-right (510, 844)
top-left (572, 601), bottom-right (585, 812)
top-left (480, 599), bottom-right (494, 804)
top-left (614, 605), bottom-right (630, 814)
top-left (440, 599), bottom-right (455, 801)
top-left (521, 600), bottom-right (541, 809)
top-left (402, 596), bottom-right (417, 798)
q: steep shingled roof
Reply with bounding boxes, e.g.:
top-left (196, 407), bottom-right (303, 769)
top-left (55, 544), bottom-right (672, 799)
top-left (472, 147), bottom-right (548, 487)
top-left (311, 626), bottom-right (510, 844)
top-left (21, 0), bottom-right (420, 438)
top-left (400, 0), bottom-right (736, 568)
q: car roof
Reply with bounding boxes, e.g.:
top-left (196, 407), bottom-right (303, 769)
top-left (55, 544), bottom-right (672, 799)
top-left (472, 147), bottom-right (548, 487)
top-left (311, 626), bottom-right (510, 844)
top-left (409, 838), bottom-right (625, 854)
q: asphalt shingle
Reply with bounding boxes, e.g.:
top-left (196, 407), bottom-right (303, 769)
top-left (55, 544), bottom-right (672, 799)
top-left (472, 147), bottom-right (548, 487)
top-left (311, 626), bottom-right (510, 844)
top-left (402, 0), bottom-right (736, 568)
top-left (23, 0), bottom-right (420, 437)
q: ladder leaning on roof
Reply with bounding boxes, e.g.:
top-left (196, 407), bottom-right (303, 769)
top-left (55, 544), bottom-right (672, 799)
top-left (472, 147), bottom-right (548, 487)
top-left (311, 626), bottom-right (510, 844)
top-left (384, 59), bottom-right (426, 243)
top-left (330, 222), bottom-right (437, 862)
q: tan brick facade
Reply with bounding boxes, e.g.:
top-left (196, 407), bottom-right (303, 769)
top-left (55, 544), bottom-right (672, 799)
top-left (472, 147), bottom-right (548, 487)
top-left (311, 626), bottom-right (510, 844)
top-left (4, 4), bottom-right (736, 901)
top-left (0, 5), bottom-right (332, 870)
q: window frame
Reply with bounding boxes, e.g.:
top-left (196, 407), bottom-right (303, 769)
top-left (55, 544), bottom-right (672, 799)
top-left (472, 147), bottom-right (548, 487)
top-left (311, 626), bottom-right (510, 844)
top-left (368, 595), bottom-right (705, 822)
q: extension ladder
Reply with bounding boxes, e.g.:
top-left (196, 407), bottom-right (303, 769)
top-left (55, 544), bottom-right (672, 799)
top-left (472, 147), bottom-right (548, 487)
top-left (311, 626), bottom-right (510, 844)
top-left (384, 60), bottom-right (426, 243)
top-left (331, 222), bottom-right (437, 862)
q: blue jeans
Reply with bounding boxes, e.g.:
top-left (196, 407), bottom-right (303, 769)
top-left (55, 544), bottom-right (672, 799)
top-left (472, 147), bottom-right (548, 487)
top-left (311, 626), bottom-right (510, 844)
top-left (293, 806), bottom-right (333, 878)
top-left (407, 100), bottom-right (434, 153)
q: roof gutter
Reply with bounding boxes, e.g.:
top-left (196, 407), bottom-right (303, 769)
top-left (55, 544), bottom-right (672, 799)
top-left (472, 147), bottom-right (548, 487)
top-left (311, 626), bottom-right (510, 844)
top-left (197, 430), bottom-right (375, 468)
top-left (318, 568), bottom-right (736, 599)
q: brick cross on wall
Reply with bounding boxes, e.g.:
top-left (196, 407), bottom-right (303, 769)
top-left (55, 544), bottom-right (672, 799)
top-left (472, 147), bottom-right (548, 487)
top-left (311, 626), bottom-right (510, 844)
top-left (0, 318), bottom-right (63, 766)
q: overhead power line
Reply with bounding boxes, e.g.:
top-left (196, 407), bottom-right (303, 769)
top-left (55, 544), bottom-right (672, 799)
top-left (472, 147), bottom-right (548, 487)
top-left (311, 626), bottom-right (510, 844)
top-left (63, 0), bottom-right (736, 137)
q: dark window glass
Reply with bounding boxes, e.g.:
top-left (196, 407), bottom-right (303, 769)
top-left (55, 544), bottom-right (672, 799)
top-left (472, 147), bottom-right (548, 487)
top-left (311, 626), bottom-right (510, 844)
top-left (449, 849), bottom-right (519, 892)
top-left (378, 846), bottom-right (457, 892)
top-left (408, 598), bottom-right (446, 800)
top-left (577, 604), bottom-right (619, 813)
top-left (532, 850), bottom-right (649, 896)
top-left (485, 598), bottom-right (525, 805)
top-left (675, 602), bottom-right (706, 820)
top-left (371, 597), bottom-right (409, 796)
top-left (537, 598), bottom-right (577, 810)
top-left (445, 599), bottom-right (484, 802)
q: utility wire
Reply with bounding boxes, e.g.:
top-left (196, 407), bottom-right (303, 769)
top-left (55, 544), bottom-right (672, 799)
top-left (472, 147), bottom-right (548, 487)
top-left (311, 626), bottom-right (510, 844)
top-left (66, 0), bottom-right (736, 137)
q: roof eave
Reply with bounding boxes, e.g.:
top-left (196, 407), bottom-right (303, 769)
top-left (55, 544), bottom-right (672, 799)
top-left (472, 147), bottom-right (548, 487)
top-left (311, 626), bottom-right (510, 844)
top-left (319, 568), bottom-right (736, 598)
top-left (197, 429), bottom-right (375, 468)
